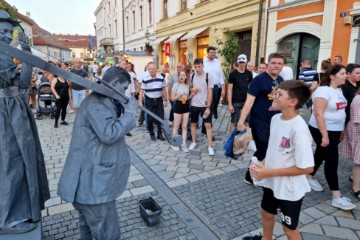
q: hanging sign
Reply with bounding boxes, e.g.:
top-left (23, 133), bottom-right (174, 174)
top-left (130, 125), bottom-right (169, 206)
top-left (165, 43), bottom-right (170, 56)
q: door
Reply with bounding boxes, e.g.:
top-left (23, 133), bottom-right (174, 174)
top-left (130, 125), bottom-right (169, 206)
top-left (236, 30), bottom-right (252, 62)
top-left (278, 33), bottom-right (320, 79)
top-left (278, 34), bottom-right (300, 80)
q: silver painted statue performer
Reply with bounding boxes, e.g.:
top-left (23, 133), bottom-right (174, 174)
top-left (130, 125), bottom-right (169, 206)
top-left (58, 66), bottom-right (138, 240)
top-left (0, 10), bottom-right (50, 234)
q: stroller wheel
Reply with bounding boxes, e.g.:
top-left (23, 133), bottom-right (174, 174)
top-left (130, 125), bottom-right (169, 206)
top-left (50, 113), bottom-right (55, 119)
top-left (36, 113), bottom-right (43, 120)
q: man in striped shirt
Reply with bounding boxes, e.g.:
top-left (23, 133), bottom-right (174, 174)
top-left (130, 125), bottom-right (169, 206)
top-left (298, 59), bottom-right (319, 108)
top-left (139, 63), bottom-right (168, 141)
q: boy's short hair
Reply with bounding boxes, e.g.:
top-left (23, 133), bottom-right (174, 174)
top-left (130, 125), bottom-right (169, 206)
top-left (193, 58), bottom-right (203, 65)
top-left (279, 80), bottom-right (311, 109)
top-left (206, 46), bottom-right (216, 53)
top-left (268, 53), bottom-right (286, 64)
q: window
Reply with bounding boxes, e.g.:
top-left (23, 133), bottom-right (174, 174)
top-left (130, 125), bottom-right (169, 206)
top-left (115, 20), bottom-right (118, 37)
top-left (140, 6), bottom-right (143, 29)
top-left (164, 0), bottom-right (168, 18)
top-left (109, 24), bottom-right (111, 36)
top-left (197, 36), bottom-right (209, 59)
top-left (133, 11), bottom-right (136, 32)
top-left (179, 40), bottom-right (188, 65)
top-left (181, 0), bottom-right (187, 11)
top-left (148, 0), bottom-right (152, 24)
top-left (126, 16), bottom-right (129, 35)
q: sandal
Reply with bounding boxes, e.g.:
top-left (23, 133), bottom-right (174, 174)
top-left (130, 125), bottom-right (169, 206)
top-left (351, 189), bottom-right (360, 200)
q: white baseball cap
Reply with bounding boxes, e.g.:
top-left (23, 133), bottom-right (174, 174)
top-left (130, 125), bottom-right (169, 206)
top-left (237, 54), bottom-right (247, 63)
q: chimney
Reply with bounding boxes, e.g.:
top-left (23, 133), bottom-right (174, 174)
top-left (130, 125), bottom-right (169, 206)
top-left (26, 11), bottom-right (31, 18)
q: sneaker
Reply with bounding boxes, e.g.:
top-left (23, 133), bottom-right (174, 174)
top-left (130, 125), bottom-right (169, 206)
top-left (189, 142), bottom-right (197, 151)
top-left (244, 170), bottom-right (254, 185)
top-left (208, 147), bottom-right (215, 156)
top-left (181, 143), bottom-right (189, 153)
top-left (157, 134), bottom-right (166, 141)
top-left (171, 145), bottom-right (180, 151)
top-left (126, 132), bottom-right (132, 137)
top-left (308, 178), bottom-right (324, 192)
top-left (60, 121), bottom-right (69, 125)
top-left (242, 235), bottom-right (262, 240)
top-left (150, 135), bottom-right (156, 141)
top-left (332, 196), bottom-right (356, 210)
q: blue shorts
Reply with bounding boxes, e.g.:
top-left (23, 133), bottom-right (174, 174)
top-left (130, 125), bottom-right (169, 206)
top-left (72, 89), bottom-right (86, 108)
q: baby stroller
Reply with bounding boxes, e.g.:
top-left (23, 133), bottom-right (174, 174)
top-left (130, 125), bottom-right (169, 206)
top-left (35, 82), bottom-right (56, 120)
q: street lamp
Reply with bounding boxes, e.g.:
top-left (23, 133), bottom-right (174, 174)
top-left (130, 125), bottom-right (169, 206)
top-left (145, 29), bottom-right (155, 40)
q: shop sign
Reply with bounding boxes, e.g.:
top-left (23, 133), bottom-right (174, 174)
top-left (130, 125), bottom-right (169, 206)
top-left (165, 43), bottom-right (170, 56)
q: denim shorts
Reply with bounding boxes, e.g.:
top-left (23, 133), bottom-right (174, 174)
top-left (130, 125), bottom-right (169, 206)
top-left (72, 89), bottom-right (86, 108)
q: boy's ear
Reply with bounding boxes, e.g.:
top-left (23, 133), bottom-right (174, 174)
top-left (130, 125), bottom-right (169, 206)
top-left (289, 98), bottom-right (298, 108)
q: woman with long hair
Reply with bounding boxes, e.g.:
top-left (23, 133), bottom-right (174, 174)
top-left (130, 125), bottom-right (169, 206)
top-left (307, 64), bottom-right (356, 210)
top-left (170, 70), bottom-right (194, 152)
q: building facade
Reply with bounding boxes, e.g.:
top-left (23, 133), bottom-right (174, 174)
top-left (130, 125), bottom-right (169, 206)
top-left (123, 0), bottom-right (155, 52)
top-left (52, 34), bottom-right (97, 62)
top-left (266, 0), bottom-right (360, 79)
top-left (94, 0), bottom-right (124, 55)
top-left (153, 0), bottom-right (266, 72)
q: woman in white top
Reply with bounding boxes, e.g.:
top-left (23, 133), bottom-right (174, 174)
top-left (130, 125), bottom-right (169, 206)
top-left (307, 64), bottom-right (356, 210)
top-left (170, 71), bottom-right (194, 152)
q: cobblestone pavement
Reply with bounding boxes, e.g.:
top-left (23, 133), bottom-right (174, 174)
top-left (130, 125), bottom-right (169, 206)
top-left (36, 104), bottom-right (360, 239)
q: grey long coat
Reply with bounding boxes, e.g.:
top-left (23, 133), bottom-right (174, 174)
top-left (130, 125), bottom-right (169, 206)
top-left (57, 93), bottom-right (136, 204)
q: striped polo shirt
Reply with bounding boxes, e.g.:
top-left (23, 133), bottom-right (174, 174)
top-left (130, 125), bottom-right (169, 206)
top-left (141, 73), bottom-right (165, 99)
top-left (299, 68), bottom-right (318, 88)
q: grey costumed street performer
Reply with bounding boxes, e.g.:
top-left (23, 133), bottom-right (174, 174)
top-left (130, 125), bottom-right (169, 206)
top-left (0, 10), bottom-right (50, 234)
top-left (57, 66), bottom-right (138, 239)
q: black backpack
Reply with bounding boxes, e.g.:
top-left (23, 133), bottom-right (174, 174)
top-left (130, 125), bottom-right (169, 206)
top-left (190, 72), bottom-right (208, 87)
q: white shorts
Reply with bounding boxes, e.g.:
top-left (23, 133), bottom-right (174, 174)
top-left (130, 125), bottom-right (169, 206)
top-left (72, 89), bottom-right (86, 108)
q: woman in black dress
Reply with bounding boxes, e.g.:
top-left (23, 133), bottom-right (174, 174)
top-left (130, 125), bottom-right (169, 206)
top-left (51, 75), bottom-right (71, 128)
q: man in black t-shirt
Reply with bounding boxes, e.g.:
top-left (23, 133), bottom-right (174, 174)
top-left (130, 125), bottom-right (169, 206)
top-left (70, 59), bottom-right (89, 113)
top-left (228, 54), bottom-right (253, 133)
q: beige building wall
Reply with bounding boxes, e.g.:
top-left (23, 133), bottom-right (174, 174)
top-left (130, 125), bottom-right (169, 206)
top-left (153, 0), bottom-right (265, 73)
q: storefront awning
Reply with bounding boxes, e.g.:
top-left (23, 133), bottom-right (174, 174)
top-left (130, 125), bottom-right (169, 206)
top-left (180, 27), bottom-right (209, 40)
top-left (151, 36), bottom-right (168, 45)
top-left (166, 32), bottom-right (187, 43)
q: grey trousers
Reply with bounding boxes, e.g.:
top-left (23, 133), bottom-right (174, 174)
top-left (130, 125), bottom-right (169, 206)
top-left (73, 201), bottom-right (120, 240)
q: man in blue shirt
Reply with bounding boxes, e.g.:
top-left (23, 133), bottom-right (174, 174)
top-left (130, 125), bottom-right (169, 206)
top-left (237, 53), bottom-right (285, 185)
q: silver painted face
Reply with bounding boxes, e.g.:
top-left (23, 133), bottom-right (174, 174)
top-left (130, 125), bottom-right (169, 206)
top-left (0, 22), bottom-right (13, 44)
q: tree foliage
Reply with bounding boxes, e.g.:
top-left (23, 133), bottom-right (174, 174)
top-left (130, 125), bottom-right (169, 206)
top-left (0, 3), bottom-right (18, 20)
top-left (216, 28), bottom-right (238, 81)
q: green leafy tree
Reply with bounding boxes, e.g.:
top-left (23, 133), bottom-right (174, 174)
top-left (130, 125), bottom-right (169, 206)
top-left (216, 28), bottom-right (238, 82)
top-left (0, 2), bottom-right (18, 20)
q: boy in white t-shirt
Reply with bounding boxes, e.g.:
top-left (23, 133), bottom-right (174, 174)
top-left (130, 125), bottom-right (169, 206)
top-left (243, 80), bottom-right (314, 240)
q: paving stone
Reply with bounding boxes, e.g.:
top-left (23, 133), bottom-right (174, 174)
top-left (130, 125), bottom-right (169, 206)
top-left (303, 207), bottom-right (326, 219)
top-left (208, 169), bottom-right (225, 176)
top-left (166, 178), bottom-right (189, 188)
top-left (314, 216), bottom-right (338, 226)
top-left (299, 223), bottom-right (324, 235)
top-left (332, 210), bottom-right (355, 219)
top-left (48, 203), bottom-right (74, 215)
top-left (315, 203), bottom-right (338, 215)
top-left (185, 175), bottom-right (202, 183)
top-left (337, 216), bottom-right (360, 230)
top-left (129, 186), bottom-right (154, 196)
top-left (299, 212), bottom-right (314, 225)
top-left (197, 172), bottom-right (212, 179)
top-left (322, 225), bottom-right (359, 240)
top-left (188, 163), bottom-right (205, 170)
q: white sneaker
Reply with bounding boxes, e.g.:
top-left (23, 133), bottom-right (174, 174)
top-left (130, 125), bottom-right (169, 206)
top-left (67, 109), bottom-right (74, 114)
top-left (308, 178), bottom-right (324, 192)
top-left (170, 145), bottom-right (180, 151)
top-left (189, 142), bottom-right (197, 151)
top-left (332, 196), bottom-right (356, 210)
top-left (181, 143), bottom-right (189, 153)
top-left (208, 147), bottom-right (215, 156)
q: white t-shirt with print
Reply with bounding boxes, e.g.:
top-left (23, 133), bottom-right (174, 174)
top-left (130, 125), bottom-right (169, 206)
top-left (309, 86), bottom-right (347, 131)
top-left (263, 114), bottom-right (314, 201)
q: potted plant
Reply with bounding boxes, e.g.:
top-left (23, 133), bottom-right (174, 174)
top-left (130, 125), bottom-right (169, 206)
top-left (144, 42), bottom-right (154, 53)
top-left (216, 28), bottom-right (238, 104)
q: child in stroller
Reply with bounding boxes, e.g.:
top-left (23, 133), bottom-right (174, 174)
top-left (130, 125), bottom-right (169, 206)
top-left (35, 82), bottom-right (56, 120)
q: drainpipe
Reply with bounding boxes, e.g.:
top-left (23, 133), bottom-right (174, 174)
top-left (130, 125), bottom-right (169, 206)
top-left (261, 0), bottom-right (269, 63)
top-left (255, 0), bottom-right (264, 65)
top-left (122, 0), bottom-right (125, 51)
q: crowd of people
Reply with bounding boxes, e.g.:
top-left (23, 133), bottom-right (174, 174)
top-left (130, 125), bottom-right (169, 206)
top-left (15, 41), bottom-right (360, 239)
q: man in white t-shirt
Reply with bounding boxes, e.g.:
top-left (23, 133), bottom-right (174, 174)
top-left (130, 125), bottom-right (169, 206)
top-left (280, 65), bottom-right (294, 81)
top-left (189, 58), bottom-right (215, 156)
top-left (244, 80), bottom-right (314, 240)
